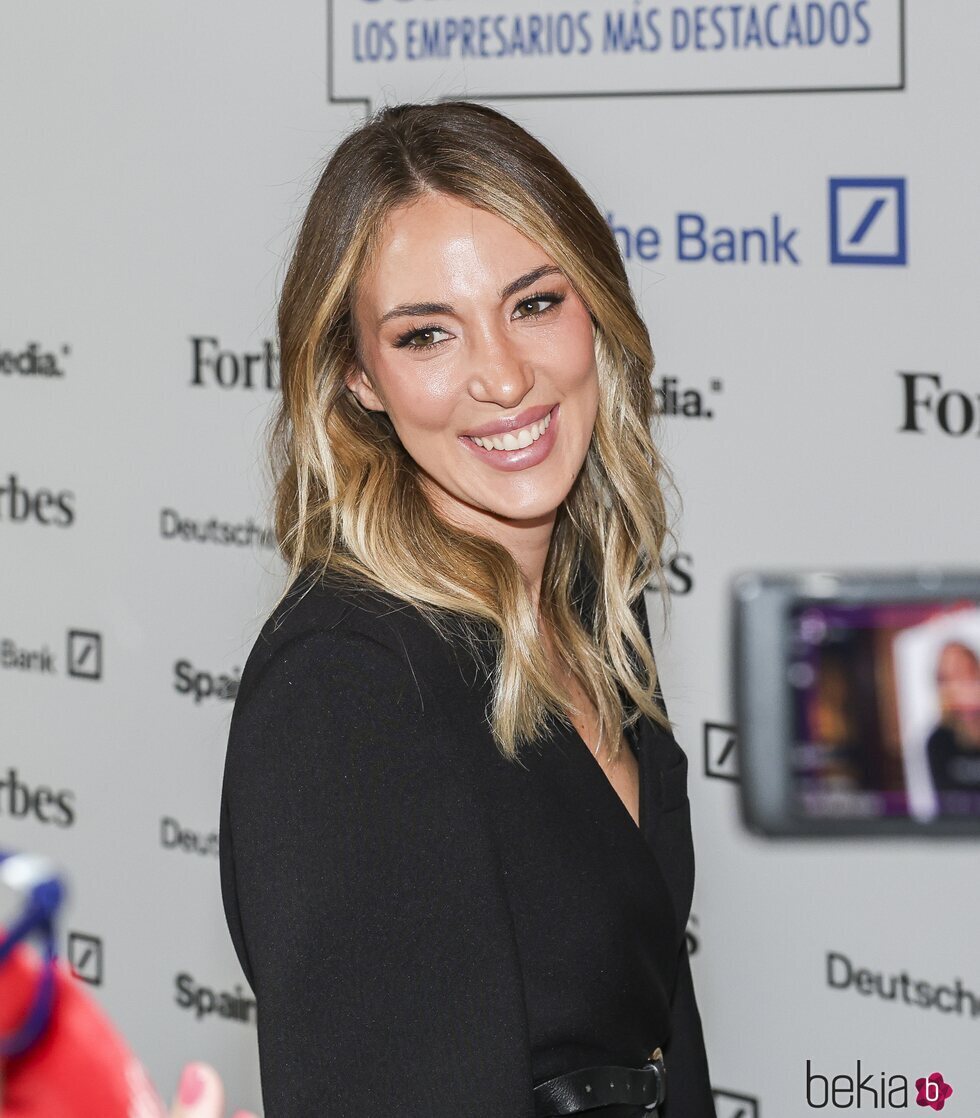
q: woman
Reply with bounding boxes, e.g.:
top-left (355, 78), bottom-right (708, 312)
top-left (926, 640), bottom-right (980, 807)
top-left (219, 100), bottom-right (716, 1116)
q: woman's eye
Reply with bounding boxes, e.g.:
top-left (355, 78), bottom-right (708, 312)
top-left (513, 293), bottom-right (563, 319)
top-left (398, 326), bottom-right (450, 349)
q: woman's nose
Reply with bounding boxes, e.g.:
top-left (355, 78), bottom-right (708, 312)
top-left (465, 327), bottom-right (535, 407)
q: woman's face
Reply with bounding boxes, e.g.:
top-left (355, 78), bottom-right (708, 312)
top-left (347, 192), bottom-right (600, 538)
top-left (937, 644), bottom-right (980, 744)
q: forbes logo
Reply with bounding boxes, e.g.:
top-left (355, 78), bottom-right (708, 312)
top-left (0, 342), bottom-right (68, 378)
top-left (899, 371), bottom-right (979, 437)
top-left (0, 474), bottom-right (74, 526)
top-left (0, 767), bottom-right (75, 827)
top-left (190, 336), bottom-right (279, 390)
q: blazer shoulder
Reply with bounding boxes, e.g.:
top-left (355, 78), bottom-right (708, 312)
top-left (237, 563), bottom-right (476, 709)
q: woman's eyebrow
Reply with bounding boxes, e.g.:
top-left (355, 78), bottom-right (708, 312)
top-left (377, 300), bottom-right (451, 328)
top-left (376, 264), bottom-right (564, 328)
top-left (499, 263), bottom-right (564, 301)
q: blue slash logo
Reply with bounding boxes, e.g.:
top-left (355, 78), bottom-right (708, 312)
top-left (829, 177), bottom-right (908, 265)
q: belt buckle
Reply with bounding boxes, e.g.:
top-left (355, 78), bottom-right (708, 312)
top-left (641, 1047), bottom-right (666, 1111)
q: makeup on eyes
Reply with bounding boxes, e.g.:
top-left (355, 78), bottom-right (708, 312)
top-left (392, 290), bottom-right (567, 350)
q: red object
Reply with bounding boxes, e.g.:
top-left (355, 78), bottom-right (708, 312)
top-left (0, 940), bottom-right (166, 1117)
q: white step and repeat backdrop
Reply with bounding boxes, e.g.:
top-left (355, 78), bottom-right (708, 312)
top-left (2, 1), bottom-right (978, 1113)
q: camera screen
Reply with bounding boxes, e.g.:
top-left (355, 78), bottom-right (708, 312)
top-left (788, 599), bottom-right (980, 822)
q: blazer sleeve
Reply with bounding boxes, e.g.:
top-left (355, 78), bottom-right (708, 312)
top-left (662, 938), bottom-right (718, 1117)
top-left (219, 626), bottom-right (535, 1117)
top-left (634, 589), bottom-right (718, 1116)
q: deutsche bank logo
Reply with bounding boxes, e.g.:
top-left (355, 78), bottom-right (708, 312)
top-left (829, 177), bottom-right (908, 266)
top-left (67, 931), bottom-right (103, 985)
top-left (704, 722), bottom-right (739, 782)
top-left (712, 1088), bottom-right (759, 1118)
top-left (67, 629), bottom-right (102, 680)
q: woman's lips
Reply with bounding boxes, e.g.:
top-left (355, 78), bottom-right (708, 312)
top-left (458, 404), bottom-right (559, 472)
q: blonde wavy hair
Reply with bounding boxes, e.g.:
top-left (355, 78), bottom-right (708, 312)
top-left (269, 100), bottom-right (677, 762)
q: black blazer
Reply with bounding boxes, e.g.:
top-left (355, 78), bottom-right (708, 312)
top-left (219, 564), bottom-right (716, 1116)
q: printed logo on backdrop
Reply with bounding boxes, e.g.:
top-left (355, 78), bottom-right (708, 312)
top-left (0, 769), bottom-right (75, 827)
top-left (161, 816), bottom-right (219, 857)
top-left (826, 950), bottom-right (980, 1021)
top-left (662, 551), bottom-right (694, 595)
top-left (610, 179), bottom-right (907, 269)
top-left (829, 177), bottom-right (908, 265)
top-left (173, 659), bottom-right (240, 704)
top-left (712, 1088), bottom-right (760, 1118)
top-left (1, 630), bottom-right (103, 681)
top-left (68, 630), bottom-right (102, 680)
top-left (175, 973), bottom-right (256, 1025)
top-left (329, 0), bottom-right (905, 109)
top-left (610, 208), bottom-right (801, 267)
top-left (67, 931), bottom-right (104, 986)
top-left (0, 342), bottom-right (69, 379)
top-left (685, 912), bottom-right (699, 956)
top-left (0, 474), bottom-right (74, 527)
top-left (654, 374), bottom-right (722, 418)
top-left (806, 1060), bottom-right (953, 1110)
top-left (898, 372), bottom-right (979, 438)
top-left (160, 508), bottom-right (277, 549)
top-left (704, 722), bottom-right (739, 781)
top-left (189, 336), bottom-right (279, 391)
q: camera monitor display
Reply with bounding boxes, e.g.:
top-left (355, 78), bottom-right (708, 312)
top-left (732, 570), bottom-right (980, 837)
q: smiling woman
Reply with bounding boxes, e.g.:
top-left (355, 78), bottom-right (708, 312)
top-left (219, 100), bottom-right (717, 1117)
top-left (269, 100), bottom-right (675, 762)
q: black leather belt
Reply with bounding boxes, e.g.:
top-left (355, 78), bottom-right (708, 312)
top-left (532, 1047), bottom-right (666, 1116)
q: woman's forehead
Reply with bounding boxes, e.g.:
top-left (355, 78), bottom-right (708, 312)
top-left (939, 644), bottom-right (980, 674)
top-left (361, 195), bottom-right (556, 302)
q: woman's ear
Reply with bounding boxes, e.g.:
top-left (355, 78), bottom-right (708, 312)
top-left (345, 365), bottom-right (386, 413)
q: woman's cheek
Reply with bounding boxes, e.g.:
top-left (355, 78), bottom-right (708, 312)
top-left (390, 371), bottom-right (459, 434)
top-left (377, 354), bottom-right (435, 411)
top-left (553, 324), bottom-right (599, 391)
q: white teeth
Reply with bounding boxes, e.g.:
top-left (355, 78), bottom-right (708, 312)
top-left (470, 410), bottom-right (552, 451)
